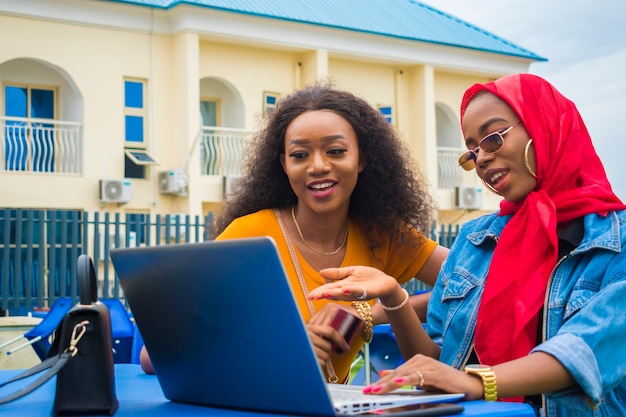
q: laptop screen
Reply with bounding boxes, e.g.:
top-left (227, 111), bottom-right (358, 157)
top-left (112, 237), bottom-right (337, 416)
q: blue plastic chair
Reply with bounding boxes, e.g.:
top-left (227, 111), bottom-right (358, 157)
top-left (0, 297), bottom-right (73, 360)
top-left (1, 298), bottom-right (135, 363)
top-left (369, 324), bottom-right (406, 371)
top-left (101, 299), bottom-right (135, 363)
top-left (350, 321), bottom-right (431, 385)
top-left (351, 324), bottom-right (405, 385)
top-left (351, 290), bottom-right (433, 385)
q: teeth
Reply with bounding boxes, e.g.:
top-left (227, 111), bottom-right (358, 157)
top-left (490, 172), bottom-right (505, 183)
top-left (310, 182), bottom-right (333, 190)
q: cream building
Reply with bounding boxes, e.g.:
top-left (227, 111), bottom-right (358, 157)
top-left (0, 0), bottom-right (544, 225)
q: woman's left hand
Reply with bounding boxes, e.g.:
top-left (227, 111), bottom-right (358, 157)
top-left (308, 266), bottom-right (399, 302)
top-left (364, 354), bottom-right (484, 401)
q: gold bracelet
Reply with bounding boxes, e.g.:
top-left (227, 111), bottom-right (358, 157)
top-left (380, 288), bottom-right (409, 311)
top-left (351, 301), bottom-right (373, 343)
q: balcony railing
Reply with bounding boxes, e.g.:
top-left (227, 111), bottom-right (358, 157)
top-left (200, 126), bottom-right (253, 176)
top-left (437, 147), bottom-right (467, 189)
top-left (199, 134), bottom-right (472, 190)
top-left (0, 116), bottom-right (83, 174)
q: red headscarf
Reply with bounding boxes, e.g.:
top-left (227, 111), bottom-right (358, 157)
top-left (460, 74), bottom-right (625, 387)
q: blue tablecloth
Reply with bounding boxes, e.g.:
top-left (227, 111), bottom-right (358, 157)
top-left (0, 364), bottom-right (535, 416)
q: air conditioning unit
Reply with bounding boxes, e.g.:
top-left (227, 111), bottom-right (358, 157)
top-left (99, 179), bottom-right (132, 204)
top-left (455, 186), bottom-right (483, 210)
top-left (159, 169), bottom-right (188, 194)
top-left (223, 175), bottom-right (242, 201)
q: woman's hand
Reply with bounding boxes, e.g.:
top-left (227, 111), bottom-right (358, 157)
top-left (364, 354), bottom-right (484, 401)
top-left (306, 303), bottom-right (352, 366)
top-left (308, 266), bottom-right (400, 304)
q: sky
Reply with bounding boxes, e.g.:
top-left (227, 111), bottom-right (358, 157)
top-left (419, 0), bottom-right (626, 201)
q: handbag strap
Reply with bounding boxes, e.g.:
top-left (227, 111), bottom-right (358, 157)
top-left (77, 254), bottom-right (97, 305)
top-left (0, 353), bottom-right (71, 405)
top-left (0, 320), bottom-right (88, 405)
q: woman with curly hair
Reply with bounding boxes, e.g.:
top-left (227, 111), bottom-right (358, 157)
top-left (210, 81), bottom-right (447, 384)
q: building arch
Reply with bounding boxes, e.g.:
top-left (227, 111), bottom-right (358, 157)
top-left (0, 57), bottom-right (84, 122)
top-left (435, 102), bottom-right (463, 189)
top-left (199, 77), bottom-right (245, 129)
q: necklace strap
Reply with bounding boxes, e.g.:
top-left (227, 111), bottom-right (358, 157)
top-left (275, 209), bottom-right (316, 315)
top-left (275, 208), bottom-right (340, 384)
top-left (291, 206), bottom-right (348, 256)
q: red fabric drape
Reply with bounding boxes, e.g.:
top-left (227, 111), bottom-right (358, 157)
top-left (460, 74), bottom-right (626, 401)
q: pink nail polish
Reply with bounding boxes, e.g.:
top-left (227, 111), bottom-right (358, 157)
top-left (372, 385), bottom-right (382, 393)
top-left (343, 290), bottom-right (350, 294)
top-left (362, 386), bottom-right (372, 393)
top-left (394, 378), bottom-right (404, 384)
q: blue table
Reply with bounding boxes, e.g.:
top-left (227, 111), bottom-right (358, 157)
top-left (0, 364), bottom-right (535, 416)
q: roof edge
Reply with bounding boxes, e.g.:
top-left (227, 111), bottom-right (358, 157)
top-left (107, 0), bottom-right (547, 62)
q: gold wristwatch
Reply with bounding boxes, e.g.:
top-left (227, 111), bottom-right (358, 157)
top-left (464, 364), bottom-right (497, 402)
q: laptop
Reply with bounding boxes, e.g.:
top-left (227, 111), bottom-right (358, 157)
top-left (110, 237), bottom-right (464, 416)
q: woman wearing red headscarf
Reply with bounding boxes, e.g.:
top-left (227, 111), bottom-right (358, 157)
top-left (309, 74), bottom-right (626, 416)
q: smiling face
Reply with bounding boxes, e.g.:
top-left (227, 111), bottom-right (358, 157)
top-left (280, 110), bottom-right (364, 214)
top-left (462, 92), bottom-right (537, 203)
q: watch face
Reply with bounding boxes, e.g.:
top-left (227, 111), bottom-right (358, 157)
top-left (465, 364), bottom-right (491, 371)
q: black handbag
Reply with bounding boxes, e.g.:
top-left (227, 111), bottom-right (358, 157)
top-left (0, 254), bottom-right (119, 416)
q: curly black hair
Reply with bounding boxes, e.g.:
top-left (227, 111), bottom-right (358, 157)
top-left (212, 81), bottom-right (436, 251)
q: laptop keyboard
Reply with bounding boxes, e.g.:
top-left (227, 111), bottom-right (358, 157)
top-left (329, 385), bottom-right (406, 414)
top-left (327, 384), bottom-right (464, 415)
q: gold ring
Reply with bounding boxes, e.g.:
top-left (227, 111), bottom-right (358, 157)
top-left (357, 286), bottom-right (367, 300)
top-left (416, 370), bottom-right (424, 387)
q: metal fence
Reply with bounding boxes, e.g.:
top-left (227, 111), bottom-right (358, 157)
top-left (0, 209), bottom-right (459, 315)
top-left (0, 209), bottom-right (213, 315)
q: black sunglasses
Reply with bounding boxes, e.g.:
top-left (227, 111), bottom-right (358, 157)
top-left (458, 121), bottom-right (522, 171)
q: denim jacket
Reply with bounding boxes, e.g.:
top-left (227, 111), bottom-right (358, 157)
top-left (427, 210), bottom-right (626, 417)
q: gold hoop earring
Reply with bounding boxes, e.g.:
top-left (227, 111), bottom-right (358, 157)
top-left (524, 139), bottom-right (537, 179)
top-left (480, 178), bottom-right (498, 194)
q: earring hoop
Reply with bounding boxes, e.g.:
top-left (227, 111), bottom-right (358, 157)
top-left (524, 139), bottom-right (537, 179)
top-left (480, 178), bottom-right (498, 194)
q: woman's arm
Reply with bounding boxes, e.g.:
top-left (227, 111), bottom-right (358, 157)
top-left (371, 292), bottom-right (430, 325)
top-left (377, 285), bottom-right (441, 360)
top-left (372, 245), bottom-right (448, 325)
top-left (369, 351), bottom-right (574, 400)
top-left (491, 352), bottom-right (575, 399)
top-left (414, 245), bottom-right (448, 287)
